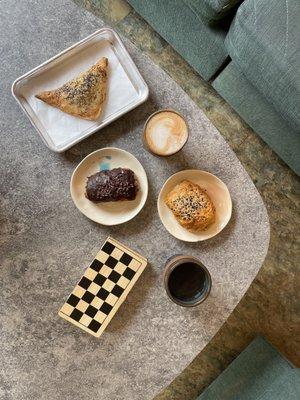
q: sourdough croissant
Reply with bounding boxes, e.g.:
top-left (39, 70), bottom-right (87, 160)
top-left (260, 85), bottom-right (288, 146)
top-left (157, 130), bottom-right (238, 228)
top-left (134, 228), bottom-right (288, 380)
top-left (165, 180), bottom-right (215, 231)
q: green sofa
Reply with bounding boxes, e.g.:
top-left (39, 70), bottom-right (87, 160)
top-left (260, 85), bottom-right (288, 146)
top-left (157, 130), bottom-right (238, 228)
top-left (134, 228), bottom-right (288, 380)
top-left (197, 336), bottom-right (300, 399)
top-left (127, 0), bottom-right (300, 175)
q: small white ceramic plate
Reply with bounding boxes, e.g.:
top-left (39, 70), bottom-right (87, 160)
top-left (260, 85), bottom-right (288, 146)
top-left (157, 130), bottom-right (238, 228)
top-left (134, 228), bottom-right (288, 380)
top-left (158, 170), bottom-right (232, 242)
top-left (71, 148), bottom-right (148, 225)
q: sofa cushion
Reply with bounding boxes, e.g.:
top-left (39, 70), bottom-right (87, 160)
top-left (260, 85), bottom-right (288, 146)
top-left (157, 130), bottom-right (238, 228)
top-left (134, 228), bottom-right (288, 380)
top-left (213, 62), bottom-right (300, 175)
top-left (184, 0), bottom-right (241, 20)
top-left (127, 0), bottom-right (228, 80)
top-left (197, 336), bottom-right (300, 400)
top-left (226, 0), bottom-right (300, 131)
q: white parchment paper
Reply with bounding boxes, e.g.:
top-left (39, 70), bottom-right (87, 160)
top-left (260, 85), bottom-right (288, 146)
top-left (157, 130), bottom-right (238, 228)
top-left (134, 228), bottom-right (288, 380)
top-left (21, 40), bottom-right (138, 149)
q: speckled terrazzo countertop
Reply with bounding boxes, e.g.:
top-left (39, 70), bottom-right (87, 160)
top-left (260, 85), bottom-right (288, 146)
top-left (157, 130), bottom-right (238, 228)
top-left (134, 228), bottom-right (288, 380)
top-left (0, 1), bottom-right (269, 399)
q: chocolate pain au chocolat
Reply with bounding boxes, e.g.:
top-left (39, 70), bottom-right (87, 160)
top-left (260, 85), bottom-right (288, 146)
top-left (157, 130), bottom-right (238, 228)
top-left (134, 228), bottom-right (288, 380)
top-left (85, 168), bottom-right (138, 202)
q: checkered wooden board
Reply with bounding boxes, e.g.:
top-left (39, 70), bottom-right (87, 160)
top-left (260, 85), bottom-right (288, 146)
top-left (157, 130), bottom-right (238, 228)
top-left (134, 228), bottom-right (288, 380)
top-left (59, 237), bottom-right (147, 337)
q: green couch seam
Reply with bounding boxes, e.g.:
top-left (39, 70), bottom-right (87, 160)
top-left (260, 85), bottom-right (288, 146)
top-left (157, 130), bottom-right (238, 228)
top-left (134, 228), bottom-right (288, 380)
top-left (183, 0), bottom-right (216, 21)
top-left (184, 0), bottom-right (241, 21)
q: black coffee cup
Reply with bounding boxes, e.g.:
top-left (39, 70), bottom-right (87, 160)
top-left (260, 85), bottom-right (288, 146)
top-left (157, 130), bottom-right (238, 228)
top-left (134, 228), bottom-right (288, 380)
top-left (164, 255), bottom-right (211, 307)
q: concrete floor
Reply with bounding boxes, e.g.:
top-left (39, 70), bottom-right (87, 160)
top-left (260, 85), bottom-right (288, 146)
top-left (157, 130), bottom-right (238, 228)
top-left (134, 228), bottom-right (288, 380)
top-left (73, 1), bottom-right (300, 399)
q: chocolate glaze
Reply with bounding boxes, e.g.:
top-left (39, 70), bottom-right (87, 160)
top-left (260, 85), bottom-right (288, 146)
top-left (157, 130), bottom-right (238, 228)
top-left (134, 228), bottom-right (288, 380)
top-left (85, 167), bottom-right (138, 202)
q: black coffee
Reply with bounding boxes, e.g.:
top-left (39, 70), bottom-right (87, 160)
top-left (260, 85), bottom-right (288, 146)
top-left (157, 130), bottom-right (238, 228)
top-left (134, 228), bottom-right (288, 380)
top-left (168, 262), bottom-right (206, 302)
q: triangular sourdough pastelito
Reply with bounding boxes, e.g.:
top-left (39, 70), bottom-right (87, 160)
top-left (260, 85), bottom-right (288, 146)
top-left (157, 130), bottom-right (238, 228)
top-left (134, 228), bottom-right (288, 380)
top-left (58, 237), bottom-right (147, 338)
top-left (35, 57), bottom-right (108, 121)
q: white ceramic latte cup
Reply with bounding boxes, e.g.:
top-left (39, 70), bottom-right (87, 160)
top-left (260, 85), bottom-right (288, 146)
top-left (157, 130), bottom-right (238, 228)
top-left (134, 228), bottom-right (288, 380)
top-left (142, 109), bottom-right (189, 156)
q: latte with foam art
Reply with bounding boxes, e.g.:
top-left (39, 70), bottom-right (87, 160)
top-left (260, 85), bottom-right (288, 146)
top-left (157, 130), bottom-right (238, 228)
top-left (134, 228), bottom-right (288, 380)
top-left (143, 110), bottom-right (188, 156)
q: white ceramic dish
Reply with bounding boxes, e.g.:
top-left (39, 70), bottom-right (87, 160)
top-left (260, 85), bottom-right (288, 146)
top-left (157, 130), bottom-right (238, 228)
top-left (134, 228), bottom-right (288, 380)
top-left (70, 148), bottom-right (148, 225)
top-left (12, 28), bottom-right (149, 152)
top-left (157, 170), bottom-right (232, 242)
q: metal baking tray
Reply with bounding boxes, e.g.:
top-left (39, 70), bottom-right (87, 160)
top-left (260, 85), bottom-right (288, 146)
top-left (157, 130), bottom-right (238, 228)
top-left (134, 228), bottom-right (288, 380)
top-left (11, 28), bottom-right (149, 152)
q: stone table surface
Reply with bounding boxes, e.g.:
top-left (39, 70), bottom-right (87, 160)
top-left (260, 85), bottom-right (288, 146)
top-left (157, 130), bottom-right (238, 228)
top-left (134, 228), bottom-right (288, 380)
top-left (72, 2), bottom-right (299, 400)
top-left (0, 1), bottom-right (269, 400)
